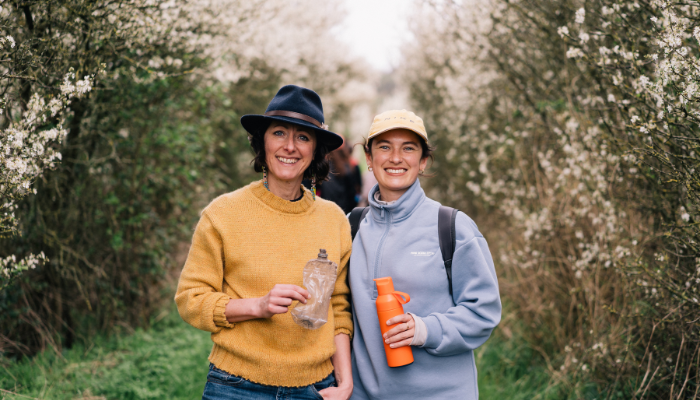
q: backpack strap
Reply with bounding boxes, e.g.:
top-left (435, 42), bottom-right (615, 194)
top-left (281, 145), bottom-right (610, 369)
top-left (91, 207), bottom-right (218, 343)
top-left (349, 207), bottom-right (370, 241)
top-left (438, 206), bottom-right (459, 297)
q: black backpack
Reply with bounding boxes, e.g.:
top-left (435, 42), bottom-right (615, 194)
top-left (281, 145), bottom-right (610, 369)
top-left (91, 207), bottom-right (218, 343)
top-left (348, 206), bottom-right (459, 296)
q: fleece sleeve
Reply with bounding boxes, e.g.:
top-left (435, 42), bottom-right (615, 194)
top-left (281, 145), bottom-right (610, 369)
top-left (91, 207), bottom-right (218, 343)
top-left (174, 211), bottom-right (234, 333)
top-left (421, 214), bottom-right (502, 356)
top-left (331, 216), bottom-right (354, 338)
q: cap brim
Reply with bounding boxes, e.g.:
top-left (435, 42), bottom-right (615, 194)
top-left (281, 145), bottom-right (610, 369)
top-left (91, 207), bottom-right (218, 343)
top-left (368, 125), bottom-right (429, 144)
top-left (241, 114), bottom-right (344, 151)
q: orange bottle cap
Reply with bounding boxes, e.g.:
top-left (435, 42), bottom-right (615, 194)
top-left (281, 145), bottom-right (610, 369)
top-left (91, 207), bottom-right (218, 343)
top-left (374, 277), bottom-right (395, 295)
top-left (374, 277), bottom-right (410, 311)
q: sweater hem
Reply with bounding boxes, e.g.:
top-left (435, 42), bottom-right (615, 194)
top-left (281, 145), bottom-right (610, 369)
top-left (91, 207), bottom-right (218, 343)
top-left (209, 345), bottom-right (335, 387)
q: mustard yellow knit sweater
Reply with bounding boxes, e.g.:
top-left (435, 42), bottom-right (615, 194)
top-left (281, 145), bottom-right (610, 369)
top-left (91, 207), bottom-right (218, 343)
top-left (175, 180), bottom-right (353, 387)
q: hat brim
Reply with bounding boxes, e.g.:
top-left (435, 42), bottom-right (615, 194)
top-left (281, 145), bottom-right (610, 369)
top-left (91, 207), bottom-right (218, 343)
top-left (241, 114), bottom-right (344, 151)
top-left (368, 125), bottom-right (429, 144)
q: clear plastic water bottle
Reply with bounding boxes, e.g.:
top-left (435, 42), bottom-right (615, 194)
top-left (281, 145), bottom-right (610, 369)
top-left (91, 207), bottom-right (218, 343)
top-left (291, 249), bottom-right (338, 329)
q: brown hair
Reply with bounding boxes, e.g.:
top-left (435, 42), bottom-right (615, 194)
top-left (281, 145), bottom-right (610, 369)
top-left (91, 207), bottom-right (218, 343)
top-left (248, 122), bottom-right (331, 181)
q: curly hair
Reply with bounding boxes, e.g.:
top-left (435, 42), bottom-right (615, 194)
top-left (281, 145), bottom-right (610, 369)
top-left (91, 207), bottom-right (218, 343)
top-left (248, 122), bottom-right (331, 182)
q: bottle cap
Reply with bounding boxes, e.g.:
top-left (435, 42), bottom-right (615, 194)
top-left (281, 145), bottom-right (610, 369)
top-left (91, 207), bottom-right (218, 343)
top-left (318, 249), bottom-right (328, 259)
top-left (374, 277), bottom-right (395, 295)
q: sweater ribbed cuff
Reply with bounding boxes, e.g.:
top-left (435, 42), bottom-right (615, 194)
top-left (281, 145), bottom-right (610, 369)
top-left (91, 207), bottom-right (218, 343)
top-left (334, 313), bottom-right (354, 339)
top-left (334, 327), bottom-right (352, 338)
top-left (422, 314), bottom-right (442, 349)
top-left (213, 296), bottom-right (234, 328)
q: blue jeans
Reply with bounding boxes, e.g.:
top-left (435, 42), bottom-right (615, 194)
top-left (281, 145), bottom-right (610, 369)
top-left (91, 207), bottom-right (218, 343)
top-left (202, 364), bottom-right (337, 400)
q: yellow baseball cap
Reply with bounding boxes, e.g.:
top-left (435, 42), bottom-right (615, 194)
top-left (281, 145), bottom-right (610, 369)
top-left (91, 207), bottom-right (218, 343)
top-left (367, 109), bottom-right (428, 144)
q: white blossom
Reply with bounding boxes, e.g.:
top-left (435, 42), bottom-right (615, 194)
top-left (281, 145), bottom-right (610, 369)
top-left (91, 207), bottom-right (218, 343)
top-left (558, 26), bottom-right (570, 38)
top-left (0, 35), bottom-right (15, 48)
top-left (579, 31), bottom-right (590, 44)
top-left (680, 207), bottom-right (690, 222)
top-left (0, 252), bottom-right (47, 291)
top-left (567, 47), bottom-right (585, 58)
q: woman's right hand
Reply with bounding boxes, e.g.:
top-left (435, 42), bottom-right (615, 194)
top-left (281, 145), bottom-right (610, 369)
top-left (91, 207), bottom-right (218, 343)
top-left (256, 284), bottom-right (310, 318)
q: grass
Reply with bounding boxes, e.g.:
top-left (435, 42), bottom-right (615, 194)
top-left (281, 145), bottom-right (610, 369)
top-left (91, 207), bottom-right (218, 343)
top-left (0, 306), bottom-right (212, 400)
top-left (476, 330), bottom-right (573, 400)
top-left (1, 306), bottom-right (579, 400)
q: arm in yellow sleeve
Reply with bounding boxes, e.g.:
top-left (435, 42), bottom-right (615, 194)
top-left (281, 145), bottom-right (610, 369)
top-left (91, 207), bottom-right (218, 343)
top-left (331, 217), bottom-right (353, 338)
top-left (174, 211), bottom-right (234, 333)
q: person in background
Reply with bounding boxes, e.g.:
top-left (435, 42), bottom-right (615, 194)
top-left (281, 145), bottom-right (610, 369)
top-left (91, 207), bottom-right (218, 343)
top-left (346, 142), bottom-right (363, 207)
top-left (175, 85), bottom-right (353, 400)
top-left (357, 169), bottom-right (377, 208)
top-left (348, 109), bottom-right (501, 400)
top-left (317, 141), bottom-right (361, 214)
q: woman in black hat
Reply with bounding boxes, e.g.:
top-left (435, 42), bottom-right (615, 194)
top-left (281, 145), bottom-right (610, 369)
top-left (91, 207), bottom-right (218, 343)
top-left (176, 85), bottom-right (353, 399)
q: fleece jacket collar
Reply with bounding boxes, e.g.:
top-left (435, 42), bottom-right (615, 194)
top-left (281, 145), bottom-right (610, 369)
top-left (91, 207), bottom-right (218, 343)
top-left (367, 178), bottom-right (426, 223)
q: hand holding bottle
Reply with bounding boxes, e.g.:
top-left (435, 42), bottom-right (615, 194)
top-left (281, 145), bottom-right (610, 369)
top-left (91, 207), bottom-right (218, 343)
top-left (224, 284), bottom-right (310, 323)
top-left (374, 277), bottom-right (414, 367)
top-left (257, 284), bottom-right (311, 318)
top-left (383, 313), bottom-right (416, 349)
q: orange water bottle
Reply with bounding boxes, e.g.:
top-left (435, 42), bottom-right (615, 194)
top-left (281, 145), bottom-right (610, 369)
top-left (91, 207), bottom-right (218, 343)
top-left (374, 277), bottom-right (414, 367)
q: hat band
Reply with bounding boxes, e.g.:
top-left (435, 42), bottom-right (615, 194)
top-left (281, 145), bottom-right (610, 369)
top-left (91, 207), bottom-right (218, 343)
top-left (265, 110), bottom-right (328, 130)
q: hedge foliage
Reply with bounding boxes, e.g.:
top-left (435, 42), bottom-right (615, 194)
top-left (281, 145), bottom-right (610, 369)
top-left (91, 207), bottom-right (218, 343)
top-left (405, 0), bottom-right (699, 397)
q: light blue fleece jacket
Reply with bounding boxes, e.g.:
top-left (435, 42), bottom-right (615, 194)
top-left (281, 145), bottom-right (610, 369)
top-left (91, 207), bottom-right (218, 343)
top-left (349, 179), bottom-right (501, 400)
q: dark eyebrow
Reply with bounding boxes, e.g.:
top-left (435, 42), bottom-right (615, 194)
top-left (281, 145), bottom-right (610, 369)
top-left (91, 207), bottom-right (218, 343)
top-left (374, 139), bottom-right (420, 146)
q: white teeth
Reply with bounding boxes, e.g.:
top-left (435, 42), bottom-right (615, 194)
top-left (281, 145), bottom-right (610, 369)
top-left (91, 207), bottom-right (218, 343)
top-left (386, 169), bottom-right (406, 173)
top-left (277, 157), bottom-right (298, 164)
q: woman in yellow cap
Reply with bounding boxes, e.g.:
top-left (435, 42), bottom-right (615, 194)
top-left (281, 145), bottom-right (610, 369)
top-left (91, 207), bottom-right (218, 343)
top-left (348, 110), bottom-right (502, 400)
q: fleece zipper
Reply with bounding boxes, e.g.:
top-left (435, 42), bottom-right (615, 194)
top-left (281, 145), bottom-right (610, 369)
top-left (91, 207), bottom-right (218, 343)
top-left (372, 208), bottom-right (392, 299)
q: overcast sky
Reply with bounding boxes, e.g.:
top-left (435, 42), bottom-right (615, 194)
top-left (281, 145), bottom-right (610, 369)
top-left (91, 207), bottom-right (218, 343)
top-left (334, 0), bottom-right (413, 72)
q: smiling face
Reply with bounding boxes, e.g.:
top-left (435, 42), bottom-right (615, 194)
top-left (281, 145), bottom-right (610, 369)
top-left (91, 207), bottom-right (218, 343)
top-left (366, 129), bottom-right (428, 202)
top-left (263, 122), bottom-right (317, 186)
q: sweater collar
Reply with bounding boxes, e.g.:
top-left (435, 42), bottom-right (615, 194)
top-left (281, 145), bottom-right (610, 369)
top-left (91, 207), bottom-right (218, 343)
top-left (250, 180), bottom-right (315, 214)
top-left (368, 179), bottom-right (426, 222)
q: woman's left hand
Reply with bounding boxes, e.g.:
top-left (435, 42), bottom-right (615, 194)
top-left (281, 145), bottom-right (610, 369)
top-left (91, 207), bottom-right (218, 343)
top-left (383, 313), bottom-right (415, 349)
top-left (318, 384), bottom-right (353, 399)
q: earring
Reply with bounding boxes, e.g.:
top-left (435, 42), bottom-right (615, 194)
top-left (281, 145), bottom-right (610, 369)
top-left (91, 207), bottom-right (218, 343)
top-left (368, 167), bottom-right (373, 172)
top-left (262, 166), bottom-right (269, 191)
top-left (311, 174), bottom-right (317, 200)
top-left (419, 170), bottom-right (424, 174)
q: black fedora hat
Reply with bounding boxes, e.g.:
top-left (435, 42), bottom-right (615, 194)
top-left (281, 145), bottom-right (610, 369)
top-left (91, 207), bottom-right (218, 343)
top-left (241, 85), bottom-right (344, 151)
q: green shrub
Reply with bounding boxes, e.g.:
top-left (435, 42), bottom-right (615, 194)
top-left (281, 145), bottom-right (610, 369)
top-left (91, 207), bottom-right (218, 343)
top-left (0, 0), bottom-right (209, 356)
top-left (405, 0), bottom-right (700, 397)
